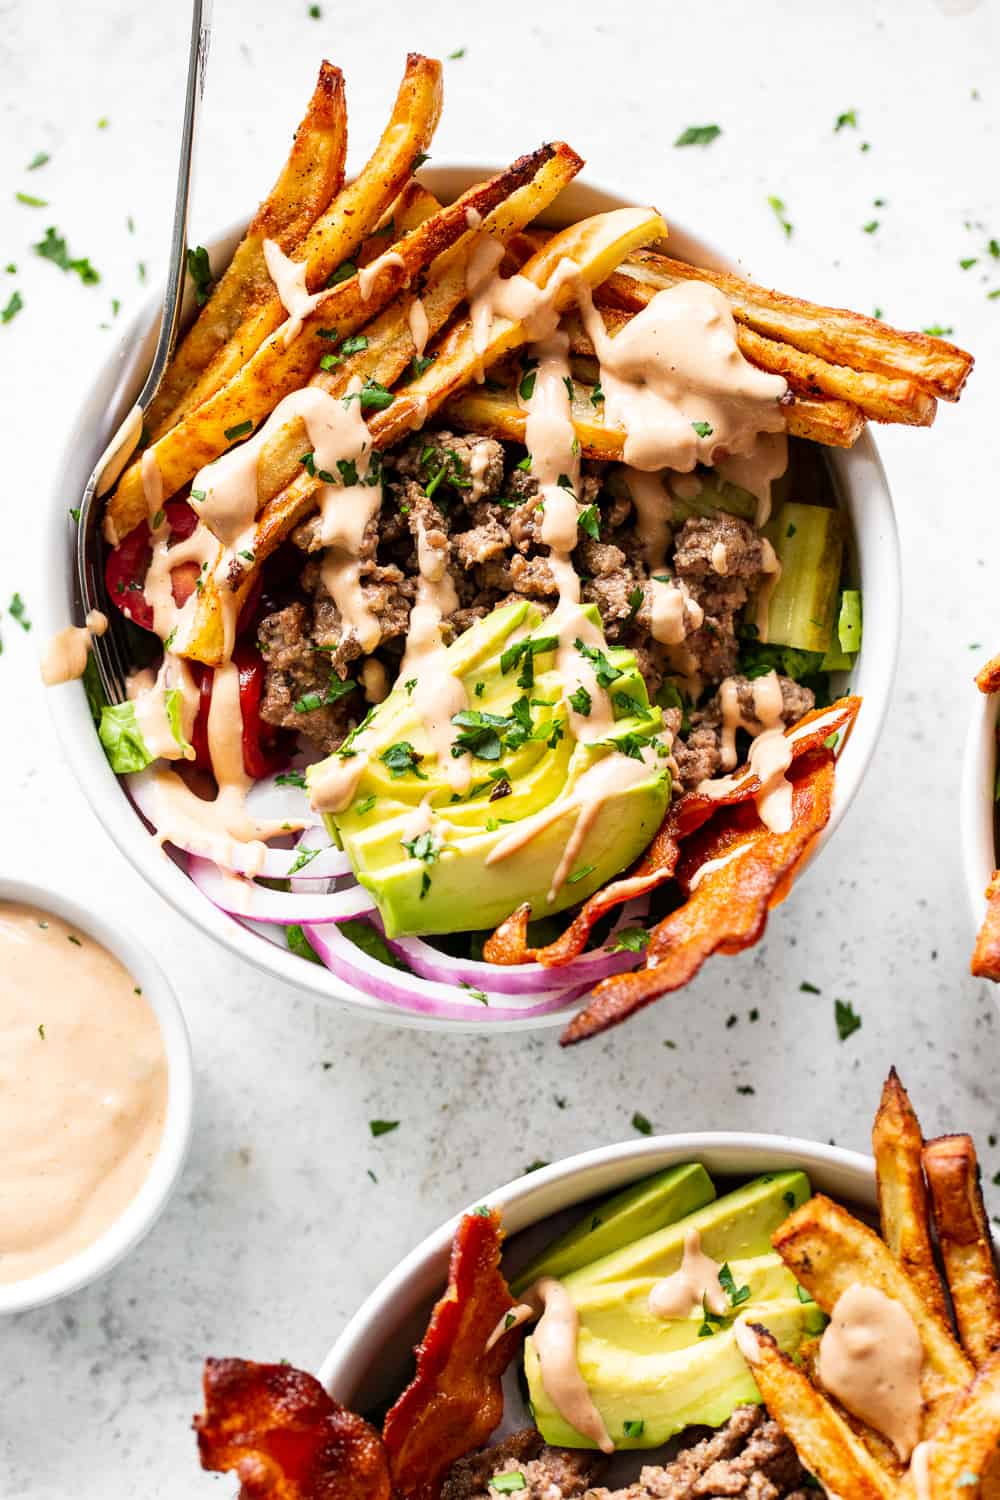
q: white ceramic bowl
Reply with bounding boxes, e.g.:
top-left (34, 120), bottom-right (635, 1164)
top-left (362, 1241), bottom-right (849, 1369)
top-left (962, 685), bottom-right (996, 935)
top-left (0, 878), bottom-right (194, 1314)
top-left (318, 1132), bottom-right (874, 1415)
top-left (43, 168), bottom-right (901, 1032)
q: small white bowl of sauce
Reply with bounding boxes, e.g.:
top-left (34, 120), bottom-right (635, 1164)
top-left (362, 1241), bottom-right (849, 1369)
top-left (0, 879), bottom-right (193, 1313)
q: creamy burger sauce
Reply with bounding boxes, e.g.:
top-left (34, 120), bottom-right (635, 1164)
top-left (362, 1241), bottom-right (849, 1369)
top-left (485, 1278), bottom-right (614, 1454)
top-left (0, 902), bottom-right (167, 1284)
top-left (40, 610), bottom-right (108, 686)
top-left (818, 1283), bottom-right (924, 1461)
top-left (648, 1228), bottom-right (728, 1319)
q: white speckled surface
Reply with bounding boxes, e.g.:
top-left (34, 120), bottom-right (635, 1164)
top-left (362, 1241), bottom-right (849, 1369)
top-left (2, 1), bottom-right (999, 1493)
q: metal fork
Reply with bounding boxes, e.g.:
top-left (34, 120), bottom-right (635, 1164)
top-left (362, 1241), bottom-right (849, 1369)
top-left (76, 0), bottom-right (212, 704)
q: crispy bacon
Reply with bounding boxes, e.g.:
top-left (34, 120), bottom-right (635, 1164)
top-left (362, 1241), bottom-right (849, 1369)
top-left (971, 871), bottom-right (1000, 981)
top-left (194, 1359), bottom-right (390, 1500)
top-left (484, 697), bottom-right (860, 968)
top-left (560, 748), bottom-right (836, 1044)
top-left (382, 1208), bottom-right (523, 1500)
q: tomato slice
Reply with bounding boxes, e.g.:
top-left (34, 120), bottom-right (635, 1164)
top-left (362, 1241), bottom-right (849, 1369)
top-left (105, 500), bottom-right (200, 632)
top-left (234, 643), bottom-right (288, 778)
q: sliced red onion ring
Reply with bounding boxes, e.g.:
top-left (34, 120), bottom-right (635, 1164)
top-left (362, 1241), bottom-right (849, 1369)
top-left (126, 771), bottom-right (352, 881)
top-left (302, 920), bottom-right (586, 1021)
top-left (379, 929), bottom-right (637, 993)
top-left (244, 770), bottom-right (323, 827)
top-left (188, 855), bottom-right (374, 923)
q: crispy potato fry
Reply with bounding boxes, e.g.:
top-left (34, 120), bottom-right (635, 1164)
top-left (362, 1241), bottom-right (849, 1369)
top-left (739, 1324), bottom-right (898, 1500)
top-left (115, 156), bottom-right (551, 529)
top-left (443, 375), bottom-right (865, 456)
top-left (872, 1068), bottom-right (950, 1323)
top-left (146, 62), bottom-right (348, 441)
top-left (596, 271), bottom-right (936, 426)
top-left (110, 52), bottom-right (443, 538)
top-left (356, 180), bottom-right (441, 265)
top-left (799, 1336), bottom-right (905, 1480)
top-left (897, 1348), bottom-right (1000, 1498)
top-left (773, 1194), bottom-right (974, 1432)
top-left (976, 653), bottom-right (1000, 694)
top-left (485, 698), bottom-right (861, 969)
top-left (923, 1135), bottom-right (1000, 1367)
top-left (195, 1358), bottom-right (391, 1500)
top-left (366, 203), bottom-right (669, 451)
top-left (177, 144), bottom-right (584, 665)
top-left (381, 1209), bottom-right (523, 1500)
top-left (623, 247), bottom-right (974, 400)
top-left (971, 873), bottom-right (1000, 981)
top-left (560, 748), bottom-right (837, 1045)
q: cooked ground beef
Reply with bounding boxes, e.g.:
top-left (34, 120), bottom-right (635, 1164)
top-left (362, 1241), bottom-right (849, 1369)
top-left (443, 1408), bottom-right (810, 1500)
top-left (671, 674), bottom-right (815, 793)
top-left (441, 1429), bottom-right (606, 1500)
top-left (256, 432), bottom-right (821, 791)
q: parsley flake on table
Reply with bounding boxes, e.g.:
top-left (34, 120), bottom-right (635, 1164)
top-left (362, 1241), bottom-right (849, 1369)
top-left (767, 196), bottom-right (793, 238)
top-left (632, 1111), bottom-right (653, 1136)
top-left (369, 1119), bottom-right (399, 1137)
top-left (834, 998), bottom-right (862, 1041)
top-left (27, 151), bottom-right (50, 170)
top-left (834, 109), bottom-right (857, 131)
top-left (2, 290), bottom-right (23, 325)
top-left (34, 226), bottom-right (99, 284)
top-left (448, 46), bottom-right (466, 59)
top-left (9, 593), bottom-right (30, 631)
top-left (16, 192), bottom-right (47, 207)
top-left (923, 324), bottom-right (953, 337)
top-left (674, 124), bottom-right (721, 147)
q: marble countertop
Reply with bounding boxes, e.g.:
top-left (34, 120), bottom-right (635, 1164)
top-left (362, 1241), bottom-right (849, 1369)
top-left (3, 0), bottom-right (999, 1493)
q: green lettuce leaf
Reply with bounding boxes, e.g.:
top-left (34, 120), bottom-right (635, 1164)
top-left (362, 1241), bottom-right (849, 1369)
top-left (98, 702), bottom-right (153, 773)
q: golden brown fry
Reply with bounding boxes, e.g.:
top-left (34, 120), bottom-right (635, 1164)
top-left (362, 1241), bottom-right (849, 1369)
top-left (597, 271), bottom-right (936, 426)
top-left (176, 145), bottom-right (586, 664)
top-left (110, 52), bottom-right (443, 539)
top-left (872, 1068), bottom-right (950, 1323)
top-left (146, 61), bottom-right (348, 440)
top-left (773, 1194), bottom-right (974, 1432)
top-left (740, 1324), bottom-right (898, 1500)
top-left (112, 156), bottom-right (549, 534)
top-left (799, 1336), bottom-right (905, 1480)
top-left (367, 203), bottom-right (669, 451)
top-left (623, 247), bottom-right (974, 400)
top-left (443, 377), bottom-right (865, 457)
top-left (897, 1348), bottom-right (1000, 1498)
top-left (976, 654), bottom-right (1000, 694)
top-left (923, 1135), bottom-right (1000, 1368)
top-left (356, 180), bottom-right (441, 265)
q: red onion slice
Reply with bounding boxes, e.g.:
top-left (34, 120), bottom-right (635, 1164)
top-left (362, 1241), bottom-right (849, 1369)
top-left (302, 921), bottom-right (586, 1021)
top-left (379, 930), bottom-right (637, 994)
top-left (188, 855), bottom-right (375, 923)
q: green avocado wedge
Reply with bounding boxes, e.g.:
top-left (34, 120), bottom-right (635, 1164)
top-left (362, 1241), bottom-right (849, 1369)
top-left (526, 1295), bottom-right (826, 1450)
top-left (511, 1164), bottom-right (716, 1295)
top-left (312, 600), bottom-right (671, 938)
top-left (561, 1171), bottom-right (812, 1291)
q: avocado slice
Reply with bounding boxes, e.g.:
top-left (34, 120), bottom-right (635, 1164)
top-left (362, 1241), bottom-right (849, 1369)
top-left (526, 1296), bottom-right (826, 1449)
top-left (562, 1171), bottom-right (811, 1291)
top-left (568, 1253), bottom-right (802, 1354)
top-left (314, 601), bottom-right (671, 938)
top-left (511, 1164), bottom-right (716, 1295)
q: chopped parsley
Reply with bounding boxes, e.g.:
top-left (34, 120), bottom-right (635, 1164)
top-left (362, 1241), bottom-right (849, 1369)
top-left (577, 503), bottom-right (600, 540)
top-left (224, 419), bottom-right (253, 442)
top-left (795, 1283), bottom-right (814, 1304)
top-left (923, 324), bottom-right (954, 337)
top-left (293, 675), bottom-right (357, 714)
top-left (574, 637), bottom-right (622, 689)
top-left (38, 1023), bottom-right (46, 1039)
top-left (355, 795), bottom-right (376, 815)
top-left (402, 831), bottom-right (441, 864)
top-left (2, 289), bottom-right (23, 324)
top-left (612, 691), bottom-right (651, 720)
top-left (698, 1296), bottom-right (727, 1337)
top-left (800, 980), bottom-right (821, 994)
top-left (719, 1262), bottom-right (751, 1307)
top-left (567, 863), bottom-right (595, 884)
top-left (499, 633), bottom-right (557, 688)
top-left (834, 998), bottom-right (862, 1042)
top-left (623, 1419), bottom-right (645, 1439)
top-left (369, 1119), bottom-right (399, 1137)
top-left (275, 770), bottom-right (307, 789)
top-left (381, 741), bottom-right (425, 778)
top-left (16, 192), bottom-right (47, 207)
top-left (326, 260), bottom-right (357, 288)
top-left (343, 378), bottom-right (395, 412)
top-left (767, 195), bottom-right (793, 238)
top-left (568, 684), bottom-right (592, 716)
top-left (186, 245), bottom-right (213, 306)
top-left (34, 226), bottom-right (99, 283)
top-left (523, 1159), bottom-right (550, 1175)
top-left (27, 151), bottom-right (50, 170)
top-left (692, 420), bottom-right (713, 438)
top-left (448, 46), bottom-right (466, 59)
top-left (288, 846), bottom-right (320, 875)
top-left (863, 220), bottom-right (879, 235)
top-left (411, 152), bottom-right (430, 172)
top-left (9, 593), bottom-right (30, 631)
top-left (409, 353), bottom-right (436, 379)
top-left (611, 927), bottom-right (649, 954)
top-left (631, 1110), bottom-right (653, 1136)
top-left (627, 584), bottom-right (643, 621)
top-left (675, 124), bottom-right (721, 147)
top-left (834, 109), bottom-right (857, 130)
top-left (451, 700), bottom-right (533, 760)
top-left (590, 379), bottom-right (604, 407)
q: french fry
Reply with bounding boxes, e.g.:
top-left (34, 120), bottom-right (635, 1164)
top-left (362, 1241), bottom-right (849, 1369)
top-left (356, 180), bottom-right (441, 265)
top-left (109, 52), bottom-right (443, 539)
top-left (176, 145), bottom-right (586, 665)
top-left (773, 1194), bottom-right (974, 1432)
top-left (146, 61), bottom-right (348, 440)
top-left (896, 1348), bottom-right (1000, 1499)
top-left (112, 154), bottom-right (553, 529)
top-left (738, 1323), bottom-right (898, 1500)
top-left (623, 247), bottom-right (974, 400)
top-left (976, 653), bottom-right (1000, 694)
top-left (872, 1068), bottom-right (950, 1323)
top-left (923, 1135), bottom-right (1000, 1368)
top-left (597, 271), bottom-right (936, 426)
top-left (366, 203), bottom-right (669, 451)
top-left (442, 377), bottom-right (865, 456)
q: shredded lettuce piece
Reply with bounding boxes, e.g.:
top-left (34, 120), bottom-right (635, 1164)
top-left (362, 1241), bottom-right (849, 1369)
top-left (98, 701), bottom-right (154, 773)
top-left (164, 687), bottom-right (193, 756)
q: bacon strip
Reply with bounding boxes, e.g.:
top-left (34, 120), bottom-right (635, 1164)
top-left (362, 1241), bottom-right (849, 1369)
top-left (382, 1209), bottom-right (523, 1500)
top-left (484, 696), bottom-right (861, 968)
top-left (560, 749), bottom-right (836, 1044)
top-left (195, 1358), bottom-right (391, 1500)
